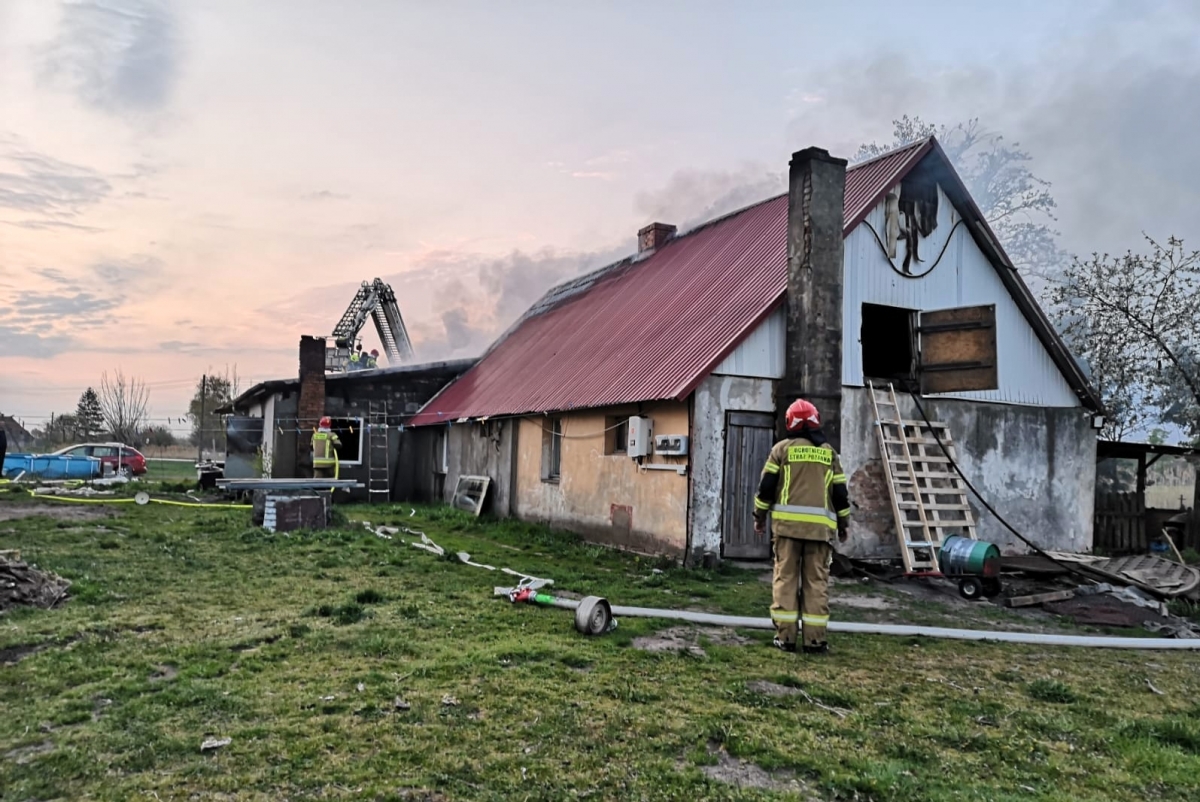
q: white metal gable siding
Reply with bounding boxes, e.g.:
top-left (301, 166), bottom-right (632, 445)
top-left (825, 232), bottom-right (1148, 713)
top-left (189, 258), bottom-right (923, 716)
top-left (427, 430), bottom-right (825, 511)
top-left (841, 184), bottom-right (1080, 408)
top-left (711, 306), bottom-right (786, 379)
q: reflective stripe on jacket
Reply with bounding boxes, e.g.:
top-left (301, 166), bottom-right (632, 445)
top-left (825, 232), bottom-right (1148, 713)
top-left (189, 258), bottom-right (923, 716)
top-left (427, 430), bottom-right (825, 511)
top-left (312, 430), bottom-right (340, 466)
top-left (755, 436), bottom-right (849, 541)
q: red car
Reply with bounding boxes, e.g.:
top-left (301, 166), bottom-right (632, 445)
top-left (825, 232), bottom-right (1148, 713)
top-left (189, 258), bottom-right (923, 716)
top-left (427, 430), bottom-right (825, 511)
top-left (52, 442), bottom-right (148, 476)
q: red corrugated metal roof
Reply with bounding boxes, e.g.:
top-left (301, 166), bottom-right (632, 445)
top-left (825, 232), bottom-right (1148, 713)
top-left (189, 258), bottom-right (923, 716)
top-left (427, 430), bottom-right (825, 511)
top-left (409, 141), bottom-right (930, 425)
top-left (843, 139), bottom-right (933, 230)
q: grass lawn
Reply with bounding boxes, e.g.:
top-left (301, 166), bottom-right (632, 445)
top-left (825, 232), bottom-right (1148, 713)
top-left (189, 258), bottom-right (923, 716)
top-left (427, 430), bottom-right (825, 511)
top-left (2, 489), bottom-right (1199, 801)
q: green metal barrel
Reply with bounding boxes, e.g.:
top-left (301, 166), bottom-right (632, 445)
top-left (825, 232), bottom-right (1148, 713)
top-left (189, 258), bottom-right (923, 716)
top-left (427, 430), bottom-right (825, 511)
top-left (938, 535), bottom-right (1001, 577)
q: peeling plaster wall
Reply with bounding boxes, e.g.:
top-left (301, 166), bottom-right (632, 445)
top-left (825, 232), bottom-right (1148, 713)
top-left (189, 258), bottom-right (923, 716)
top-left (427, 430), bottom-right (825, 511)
top-left (690, 374), bottom-right (777, 561)
top-left (840, 387), bottom-right (1097, 557)
top-left (514, 403), bottom-right (690, 556)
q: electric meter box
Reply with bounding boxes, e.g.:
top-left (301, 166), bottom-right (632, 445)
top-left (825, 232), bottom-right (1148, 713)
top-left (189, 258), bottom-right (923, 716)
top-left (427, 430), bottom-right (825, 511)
top-left (654, 435), bottom-right (689, 456)
top-left (626, 416), bottom-right (653, 458)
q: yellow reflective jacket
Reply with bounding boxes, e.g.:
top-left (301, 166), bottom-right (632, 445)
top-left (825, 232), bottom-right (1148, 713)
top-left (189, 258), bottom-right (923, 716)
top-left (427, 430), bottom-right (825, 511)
top-left (753, 435), bottom-right (850, 541)
top-left (312, 429), bottom-right (341, 467)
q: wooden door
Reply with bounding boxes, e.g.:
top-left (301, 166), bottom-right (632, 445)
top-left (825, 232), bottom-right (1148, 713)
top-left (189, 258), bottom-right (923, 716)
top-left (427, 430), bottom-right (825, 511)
top-left (722, 411), bottom-right (776, 559)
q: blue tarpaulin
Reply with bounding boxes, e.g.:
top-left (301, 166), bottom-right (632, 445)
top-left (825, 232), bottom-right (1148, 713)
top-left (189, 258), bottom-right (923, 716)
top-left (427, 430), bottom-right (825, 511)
top-left (2, 454), bottom-right (100, 479)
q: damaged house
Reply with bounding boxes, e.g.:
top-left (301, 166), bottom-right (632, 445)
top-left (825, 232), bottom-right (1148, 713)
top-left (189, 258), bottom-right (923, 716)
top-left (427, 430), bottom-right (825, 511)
top-left (407, 138), bottom-right (1105, 564)
top-left (217, 339), bottom-right (475, 501)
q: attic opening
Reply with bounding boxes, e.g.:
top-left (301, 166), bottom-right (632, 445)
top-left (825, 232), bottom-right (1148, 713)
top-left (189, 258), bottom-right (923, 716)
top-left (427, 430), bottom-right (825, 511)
top-left (861, 303), bottom-right (917, 385)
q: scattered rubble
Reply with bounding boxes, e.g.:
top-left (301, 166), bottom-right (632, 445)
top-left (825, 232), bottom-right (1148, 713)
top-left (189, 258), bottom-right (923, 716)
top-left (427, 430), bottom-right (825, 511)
top-left (1, 553), bottom-right (71, 612)
top-left (1043, 552), bottom-right (1200, 599)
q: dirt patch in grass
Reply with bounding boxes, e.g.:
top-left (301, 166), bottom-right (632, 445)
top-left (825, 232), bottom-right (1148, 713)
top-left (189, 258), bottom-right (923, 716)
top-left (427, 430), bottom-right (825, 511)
top-left (697, 742), bottom-right (819, 797)
top-left (831, 594), bottom-right (895, 610)
top-left (632, 626), bottom-right (751, 656)
top-left (148, 664), bottom-right (178, 683)
top-left (746, 680), bottom-right (803, 697)
top-left (4, 740), bottom-right (55, 765)
top-left (0, 504), bottom-right (110, 522)
top-left (0, 634), bottom-right (80, 665)
top-left (0, 641), bottom-right (46, 665)
top-left (633, 627), bottom-right (707, 656)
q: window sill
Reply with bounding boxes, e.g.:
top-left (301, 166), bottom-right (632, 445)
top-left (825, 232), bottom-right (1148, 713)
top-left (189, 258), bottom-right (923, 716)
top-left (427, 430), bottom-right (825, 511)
top-left (542, 476), bottom-right (561, 485)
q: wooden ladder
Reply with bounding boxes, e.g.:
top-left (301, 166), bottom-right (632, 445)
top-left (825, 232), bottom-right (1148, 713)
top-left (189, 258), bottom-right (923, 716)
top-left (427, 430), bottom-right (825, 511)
top-left (868, 381), bottom-right (978, 575)
top-left (367, 400), bottom-right (390, 503)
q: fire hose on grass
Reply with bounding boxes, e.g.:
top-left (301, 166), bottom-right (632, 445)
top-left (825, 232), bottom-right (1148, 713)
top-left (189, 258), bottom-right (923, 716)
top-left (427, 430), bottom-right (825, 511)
top-left (495, 586), bottom-right (1200, 651)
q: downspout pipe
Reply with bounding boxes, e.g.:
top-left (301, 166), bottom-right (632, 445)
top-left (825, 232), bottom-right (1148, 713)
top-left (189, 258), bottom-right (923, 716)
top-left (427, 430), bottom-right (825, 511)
top-left (509, 592), bottom-right (1200, 651)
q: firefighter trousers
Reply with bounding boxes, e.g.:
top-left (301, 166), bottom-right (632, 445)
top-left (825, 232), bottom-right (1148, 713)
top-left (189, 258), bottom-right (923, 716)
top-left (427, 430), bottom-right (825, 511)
top-left (770, 536), bottom-right (832, 648)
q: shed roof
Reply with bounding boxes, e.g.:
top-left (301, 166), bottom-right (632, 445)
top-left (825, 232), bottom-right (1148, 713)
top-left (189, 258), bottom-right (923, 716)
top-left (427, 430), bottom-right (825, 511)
top-left (218, 358), bottom-right (477, 415)
top-left (411, 139), bottom-right (1100, 425)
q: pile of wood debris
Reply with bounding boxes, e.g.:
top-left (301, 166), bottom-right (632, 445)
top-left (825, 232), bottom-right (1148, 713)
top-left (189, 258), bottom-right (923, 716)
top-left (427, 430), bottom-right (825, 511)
top-left (0, 550), bottom-right (71, 612)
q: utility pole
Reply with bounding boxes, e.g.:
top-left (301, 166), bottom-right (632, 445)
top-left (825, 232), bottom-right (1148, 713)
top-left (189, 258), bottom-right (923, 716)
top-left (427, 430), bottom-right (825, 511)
top-left (197, 374), bottom-right (206, 465)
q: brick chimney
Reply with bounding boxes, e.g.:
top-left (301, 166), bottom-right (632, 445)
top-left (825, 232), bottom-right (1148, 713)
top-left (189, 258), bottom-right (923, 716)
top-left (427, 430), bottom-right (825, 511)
top-left (784, 147), bottom-right (847, 451)
top-left (637, 222), bottom-right (676, 253)
top-left (297, 335), bottom-right (327, 476)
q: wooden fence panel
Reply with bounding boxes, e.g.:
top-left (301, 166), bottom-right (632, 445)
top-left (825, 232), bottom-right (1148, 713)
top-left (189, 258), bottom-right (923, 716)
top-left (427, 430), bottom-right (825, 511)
top-left (1094, 492), bottom-right (1146, 554)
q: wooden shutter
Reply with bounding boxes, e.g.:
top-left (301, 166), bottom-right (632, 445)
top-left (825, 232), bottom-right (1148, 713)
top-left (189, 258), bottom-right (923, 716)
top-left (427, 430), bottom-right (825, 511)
top-left (917, 304), bottom-right (998, 394)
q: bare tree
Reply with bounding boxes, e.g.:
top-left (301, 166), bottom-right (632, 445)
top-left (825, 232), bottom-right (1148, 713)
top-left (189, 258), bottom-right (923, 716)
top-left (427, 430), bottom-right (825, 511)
top-left (1049, 235), bottom-right (1200, 441)
top-left (99, 369), bottom-right (150, 445)
top-left (187, 365), bottom-right (240, 449)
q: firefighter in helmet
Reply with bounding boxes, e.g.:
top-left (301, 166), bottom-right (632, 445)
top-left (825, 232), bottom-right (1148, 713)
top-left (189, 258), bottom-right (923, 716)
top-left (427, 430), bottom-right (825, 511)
top-left (366, 348), bottom-right (379, 370)
top-left (752, 398), bottom-right (850, 654)
top-left (311, 416), bottom-right (341, 479)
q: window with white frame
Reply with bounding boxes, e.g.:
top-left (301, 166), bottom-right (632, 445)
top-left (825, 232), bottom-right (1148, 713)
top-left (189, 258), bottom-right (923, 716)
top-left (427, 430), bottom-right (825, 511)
top-left (325, 417), bottom-right (364, 465)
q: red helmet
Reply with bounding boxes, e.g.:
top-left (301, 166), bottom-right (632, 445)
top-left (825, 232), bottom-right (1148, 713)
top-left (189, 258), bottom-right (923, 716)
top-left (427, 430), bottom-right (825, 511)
top-left (370, 349), bottom-right (379, 357)
top-left (785, 399), bottom-right (820, 431)
top-left (319, 416), bottom-right (332, 429)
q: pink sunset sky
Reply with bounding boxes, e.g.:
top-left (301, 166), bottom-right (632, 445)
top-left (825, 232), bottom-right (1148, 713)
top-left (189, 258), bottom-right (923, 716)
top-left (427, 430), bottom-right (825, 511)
top-left (2, 1), bottom-right (1198, 439)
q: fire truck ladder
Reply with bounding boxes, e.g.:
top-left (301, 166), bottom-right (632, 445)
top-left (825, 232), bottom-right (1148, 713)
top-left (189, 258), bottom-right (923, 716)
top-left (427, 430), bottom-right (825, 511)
top-left (330, 279), bottom-right (414, 365)
top-left (868, 380), bottom-right (978, 575)
top-left (367, 400), bottom-right (390, 502)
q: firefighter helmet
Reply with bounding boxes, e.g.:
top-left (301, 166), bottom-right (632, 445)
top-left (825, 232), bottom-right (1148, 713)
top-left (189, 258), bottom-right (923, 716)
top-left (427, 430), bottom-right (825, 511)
top-left (319, 416), bottom-right (332, 429)
top-left (370, 349), bottom-right (379, 357)
top-left (785, 399), bottom-right (820, 431)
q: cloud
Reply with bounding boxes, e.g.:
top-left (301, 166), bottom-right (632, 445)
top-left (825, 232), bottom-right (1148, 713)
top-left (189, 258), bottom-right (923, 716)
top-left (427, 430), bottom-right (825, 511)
top-left (92, 255), bottom-right (162, 284)
top-left (39, 0), bottom-right (179, 114)
top-left (778, 7), bottom-right (1200, 258)
top-left (8, 290), bottom-right (124, 326)
top-left (0, 151), bottom-right (112, 216)
top-left (159, 340), bottom-right (202, 352)
top-left (0, 325), bottom-right (76, 358)
top-left (305, 190), bottom-right (350, 201)
top-left (634, 164), bottom-right (784, 231)
top-left (0, 255), bottom-right (167, 357)
top-left (2, 219), bottom-right (105, 233)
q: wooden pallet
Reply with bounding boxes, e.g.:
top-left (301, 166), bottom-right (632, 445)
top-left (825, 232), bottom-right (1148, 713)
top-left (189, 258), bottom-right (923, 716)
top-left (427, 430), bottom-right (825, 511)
top-left (868, 381), bottom-right (978, 575)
